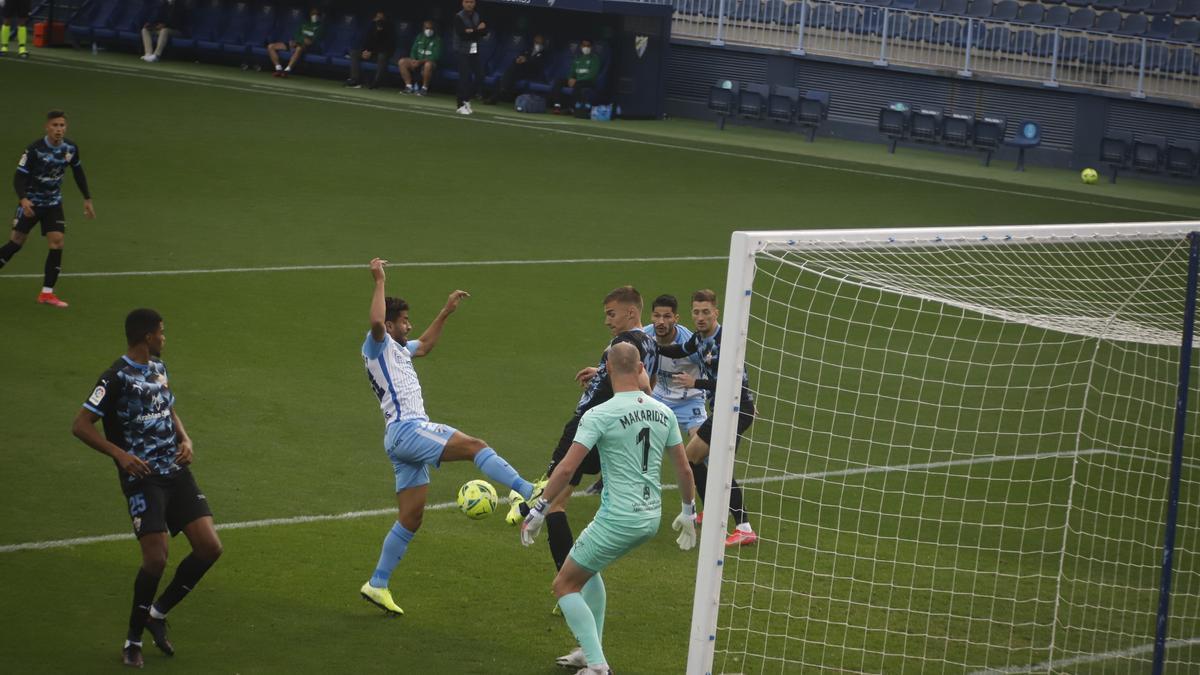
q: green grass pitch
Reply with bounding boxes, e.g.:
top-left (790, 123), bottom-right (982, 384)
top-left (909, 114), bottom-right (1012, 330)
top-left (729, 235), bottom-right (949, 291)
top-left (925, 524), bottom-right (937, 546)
top-left (1, 51), bottom-right (1197, 673)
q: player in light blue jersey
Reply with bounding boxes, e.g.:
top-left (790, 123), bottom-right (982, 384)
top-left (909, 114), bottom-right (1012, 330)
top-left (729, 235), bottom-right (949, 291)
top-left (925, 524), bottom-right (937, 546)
top-left (644, 294), bottom-right (708, 437)
top-left (358, 258), bottom-right (541, 616)
top-left (521, 343), bottom-right (697, 674)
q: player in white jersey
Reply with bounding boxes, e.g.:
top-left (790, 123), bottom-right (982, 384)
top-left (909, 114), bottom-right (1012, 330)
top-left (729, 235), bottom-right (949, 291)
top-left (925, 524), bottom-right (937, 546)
top-left (358, 258), bottom-right (541, 616)
top-left (521, 343), bottom-right (697, 674)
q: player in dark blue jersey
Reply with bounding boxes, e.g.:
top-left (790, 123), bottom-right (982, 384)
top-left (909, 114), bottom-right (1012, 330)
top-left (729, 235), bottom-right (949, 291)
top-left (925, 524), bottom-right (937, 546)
top-left (0, 110), bottom-right (95, 308)
top-left (71, 309), bottom-right (222, 669)
top-left (513, 286), bottom-right (659, 575)
top-left (656, 289), bottom-right (758, 547)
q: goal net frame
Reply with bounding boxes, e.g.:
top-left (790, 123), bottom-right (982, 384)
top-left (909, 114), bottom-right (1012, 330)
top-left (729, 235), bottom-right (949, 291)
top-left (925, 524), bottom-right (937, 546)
top-left (686, 223), bottom-right (1200, 675)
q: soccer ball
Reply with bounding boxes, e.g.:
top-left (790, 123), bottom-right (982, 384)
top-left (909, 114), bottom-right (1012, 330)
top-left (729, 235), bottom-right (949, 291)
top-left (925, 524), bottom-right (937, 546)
top-left (1081, 168), bottom-right (1099, 184)
top-left (457, 479), bottom-right (498, 520)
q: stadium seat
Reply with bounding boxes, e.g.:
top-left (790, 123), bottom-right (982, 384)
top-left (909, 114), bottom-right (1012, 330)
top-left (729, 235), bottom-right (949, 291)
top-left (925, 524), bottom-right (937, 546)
top-left (1085, 38), bottom-right (1117, 64)
top-left (1100, 130), bottom-right (1133, 182)
top-left (1042, 0), bottom-right (1064, 5)
top-left (809, 4), bottom-right (838, 29)
top-left (93, 0), bottom-right (144, 42)
top-left (1042, 6), bottom-right (1071, 26)
top-left (1016, 2), bottom-right (1045, 23)
top-left (1108, 40), bottom-right (1140, 66)
top-left (1174, 20), bottom-right (1200, 40)
top-left (856, 6), bottom-right (887, 35)
top-left (709, 79), bottom-right (740, 130)
top-left (1117, 13), bottom-right (1150, 34)
top-left (67, 0), bottom-right (111, 42)
top-left (1166, 46), bottom-right (1195, 71)
top-left (934, 19), bottom-right (965, 44)
top-left (1031, 31), bottom-right (1058, 57)
top-left (942, 111), bottom-right (974, 146)
top-left (383, 20), bottom-right (417, 75)
top-left (1065, 0), bottom-right (1089, 7)
top-left (833, 5), bottom-right (862, 32)
top-left (798, 90), bottom-right (830, 141)
top-left (887, 14), bottom-right (913, 38)
top-left (943, 0), bottom-right (970, 15)
top-left (981, 25), bottom-right (1011, 50)
top-left (1004, 121), bottom-right (1041, 171)
top-left (1068, 8), bottom-right (1096, 29)
top-left (318, 15), bottom-right (362, 67)
top-left (1144, 42), bottom-right (1171, 68)
top-left (485, 34), bottom-right (528, 89)
top-left (1165, 139), bottom-right (1200, 176)
top-left (738, 83), bottom-right (771, 119)
top-left (1095, 11), bottom-right (1123, 32)
top-left (1147, 14), bottom-right (1177, 36)
top-left (967, 0), bottom-right (995, 18)
top-left (1093, 0), bottom-right (1124, 10)
top-left (1174, 0), bottom-right (1200, 18)
top-left (113, 0), bottom-right (149, 45)
top-left (767, 85), bottom-right (800, 124)
top-left (1007, 28), bottom-right (1038, 53)
top-left (1060, 35), bottom-right (1089, 60)
top-left (915, 0), bottom-right (944, 12)
top-left (235, 5), bottom-right (277, 58)
top-left (973, 115), bottom-right (1006, 166)
top-left (878, 104), bottom-right (912, 153)
top-left (1133, 135), bottom-right (1167, 173)
top-left (911, 16), bottom-right (938, 41)
top-left (1146, 0), bottom-right (1177, 13)
top-left (172, 0), bottom-right (220, 53)
top-left (1122, 0), bottom-right (1153, 10)
top-left (992, 0), bottom-right (1020, 20)
top-left (894, 0), bottom-right (919, 9)
top-left (252, 7), bottom-right (301, 62)
top-left (911, 108), bottom-right (943, 143)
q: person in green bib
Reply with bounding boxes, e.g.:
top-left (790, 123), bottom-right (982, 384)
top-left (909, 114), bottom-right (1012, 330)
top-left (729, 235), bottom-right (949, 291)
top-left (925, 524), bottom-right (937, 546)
top-left (521, 342), bottom-right (697, 674)
top-left (267, 7), bottom-right (324, 78)
top-left (551, 39), bottom-right (601, 114)
top-left (399, 19), bottom-right (442, 95)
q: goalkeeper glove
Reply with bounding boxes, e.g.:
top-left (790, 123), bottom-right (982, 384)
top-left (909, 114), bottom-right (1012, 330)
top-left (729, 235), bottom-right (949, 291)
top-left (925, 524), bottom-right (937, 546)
top-left (672, 501), bottom-right (697, 551)
top-left (520, 497), bottom-right (549, 547)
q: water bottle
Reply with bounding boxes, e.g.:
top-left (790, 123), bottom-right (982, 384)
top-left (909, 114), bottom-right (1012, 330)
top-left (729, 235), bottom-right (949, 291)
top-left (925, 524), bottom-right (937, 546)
top-left (91, 41), bottom-right (98, 56)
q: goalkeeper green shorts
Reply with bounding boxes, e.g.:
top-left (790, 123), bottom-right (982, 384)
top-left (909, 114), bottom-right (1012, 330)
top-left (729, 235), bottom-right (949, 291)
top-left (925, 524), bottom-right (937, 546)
top-left (568, 516), bottom-right (659, 573)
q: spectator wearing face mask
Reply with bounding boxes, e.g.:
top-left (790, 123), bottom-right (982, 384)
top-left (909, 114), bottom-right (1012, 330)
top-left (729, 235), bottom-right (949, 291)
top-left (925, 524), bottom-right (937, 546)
top-left (484, 34), bottom-right (549, 105)
top-left (399, 20), bottom-right (441, 96)
top-left (551, 39), bottom-right (600, 114)
top-left (453, 0), bottom-right (488, 115)
top-left (267, 7), bottom-right (324, 78)
top-left (346, 10), bottom-right (396, 90)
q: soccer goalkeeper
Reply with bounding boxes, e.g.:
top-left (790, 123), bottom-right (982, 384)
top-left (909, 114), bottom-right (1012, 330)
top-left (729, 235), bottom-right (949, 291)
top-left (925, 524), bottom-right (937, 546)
top-left (521, 343), bottom-right (696, 674)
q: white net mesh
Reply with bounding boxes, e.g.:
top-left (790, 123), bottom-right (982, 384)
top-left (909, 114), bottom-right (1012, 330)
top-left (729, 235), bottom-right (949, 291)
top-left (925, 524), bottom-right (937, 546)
top-left (704, 228), bottom-right (1200, 674)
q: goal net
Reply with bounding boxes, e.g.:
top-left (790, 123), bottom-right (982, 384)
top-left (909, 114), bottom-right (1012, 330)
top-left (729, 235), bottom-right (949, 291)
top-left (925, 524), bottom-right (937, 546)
top-left (687, 224), bottom-right (1200, 674)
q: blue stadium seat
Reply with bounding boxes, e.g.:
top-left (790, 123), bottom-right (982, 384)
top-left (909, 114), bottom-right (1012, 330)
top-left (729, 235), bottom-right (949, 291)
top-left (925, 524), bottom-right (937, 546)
top-left (209, 2), bottom-right (250, 53)
top-left (966, 0), bottom-right (995, 18)
top-left (1166, 139), bottom-right (1200, 177)
top-left (1032, 31), bottom-right (1058, 56)
top-left (383, 20), bottom-right (417, 75)
top-left (1174, 19), bottom-right (1200, 40)
top-left (253, 7), bottom-right (302, 62)
top-left (1042, 0), bottom-right (1064, 5)
top-left (1174, 0), bottom-right (1200, 18)
top-left (1109, 41), bottom-right (1140, 65)
top-left (915, 0), bottom-right (944, 12)
top-left (1016, 3), bottom-right (1045, 23)
top-left (981, 25), bottom-right (1011, 50)
top-left (911, 16), bottom-right (938, 41)
top-left (1095, 11), bottom-right (1122, 32)
top-left (942, 0), bottom-right (970, 14)
top-left (809, 4), bottom-right (838, 29)
top-left (893, 0), bottom-right (918, 9)
top-left (1144, 42), bottom-right (1171, 68)
top-left (117, 0), bottom-right (154, 45)
top-left (1042, 5), bottom-right (1071, 26)
top-left (934, 19), bottom-right (965, 44)
top-left (856, 6), bottom-right (887, 35)
top-left (1146, 0), bottom-right (1176, 13)
top-left (172, 0), bottom-right (222, 53)
top-left (69, 0), bottom-right (119, 42)
top-left (767, 85), bottom-right (800, 124)
top-left (318, 15), bottom-right (362, 67)
top-left (709, 79), bottom-right (740, 130)
top-left (1100, 130), bottom-right (1133, 182)
top-left (1093, 0), bottom-right (1124, 9)
top-left (1007, 28), bottom-right (1038, 53)
top-left (1065, 0), bottom-right (1089, 7)
top-left (233, 5), bottom-right (276, 58)
top-left (1133, 135), bottom-right (1166, 172)
top-left (1147, 14), bottom-right (1176, 36)
top-left (1166, 46), bottom-right (1195, 71)
top-left (911, 108), bottom-right (944, 143)
top-left (1084, 38), bottom-right (1116, 64)
top-left (886, 14), bottom-right (912, 37)
top-left (738, 83), bottom-right (771, 119)
top-left (1061, 35), bottom-right (1089, 60)
top-left (878, 104), bottom-right (912, 153)
top-left (93, 0), bottom-right (145, 42)
top-left (1122, 0), bottom-right (1152, 11)
top-left (1068, 8), bottom-right (1096, 29)
top-left (834, 7), bottom-right (864, 32)
top-left (484, 34), bottom-right (528, 88)
top-left (942, 111), bottom-right (974, 146)
top-left (798, 90), bottom-right (831, 141)
top-left (973, 115), bottom-right (1006, 165)
top-left (992, 0), bottom-right (1020, 20)
top-left (761, 0), bottom-right (789, 22)
top-left (1004, 120), bottom-right (1041, 171)
top-left (1117, 13), bottom-right (1150, 34)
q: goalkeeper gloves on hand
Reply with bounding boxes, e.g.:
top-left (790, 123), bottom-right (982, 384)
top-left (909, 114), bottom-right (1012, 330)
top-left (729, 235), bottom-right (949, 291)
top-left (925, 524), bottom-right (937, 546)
top-left (672, 501), bottom-right (697, 551)
top-left (521, 497), bottom-right (549, 547)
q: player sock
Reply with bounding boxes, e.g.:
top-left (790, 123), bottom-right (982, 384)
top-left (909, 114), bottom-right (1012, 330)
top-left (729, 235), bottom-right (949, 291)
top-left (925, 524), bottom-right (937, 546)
top-left (274, 64), bottom-right (282, 71)
top-left (0, 25), bottom-right (10, 49)
top-left (128, 567), bottom-right (162, 643)
top-left (369, 521), bottom-right (413, 588)
top-left (44, 249), bottom-right (63, 289)
top-left (0, 241), bottom-right (22, 268)
top-left (472, 447), bottom-right (534, 499)
top-left (17, 25), bottom-right (26, 49)
top-left (690, 462), bottom-right (708, 503)
top-left (152, 553), bottom-right (215, 615)
top-left (546, 511), bottom-right (573, 570)
top-left (729, 478), bottom-right (748, 525)
top-left (558, 592), bottom-right (606, 667)
top-left (580, 573), bottom-right (606, 643)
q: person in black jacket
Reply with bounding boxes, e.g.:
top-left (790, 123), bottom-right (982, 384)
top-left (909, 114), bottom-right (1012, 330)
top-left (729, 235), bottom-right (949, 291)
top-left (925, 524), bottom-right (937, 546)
top-left (485, 34), bottom-right (548, 105)
top-left (346, 10), bottom-right (396, 89)
top-left (453, 0), bottom-right (488, 115)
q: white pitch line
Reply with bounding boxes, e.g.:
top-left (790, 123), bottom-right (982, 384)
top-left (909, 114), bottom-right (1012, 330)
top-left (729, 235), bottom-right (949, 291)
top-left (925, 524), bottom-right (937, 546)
top-left (0, 255), bottom-right (726, 280)
top-left (7, 56), bottom-right (1199, 221)
top-left (967, 635), bottom-right (1200, 674)
top-left (1, 448), bottom-right (1098, 554)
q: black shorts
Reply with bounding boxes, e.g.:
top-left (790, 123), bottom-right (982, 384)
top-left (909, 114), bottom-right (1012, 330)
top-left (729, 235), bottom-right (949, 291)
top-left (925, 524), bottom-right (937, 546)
top-left (696, 405), bottom-right (755, 448)
top-left (3, 0), bottom-right (31, 19)
top-left (12, 204), bottom-right (65, 235)
top-left (546, 414), bottom-right (602, 486)
top-left (120, 467), bottom-right (214, 539)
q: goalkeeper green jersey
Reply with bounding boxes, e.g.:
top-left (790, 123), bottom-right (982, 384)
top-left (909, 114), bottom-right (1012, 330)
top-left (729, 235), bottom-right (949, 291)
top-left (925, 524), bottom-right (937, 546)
top-left (573, 391), bottom-right (683, 526)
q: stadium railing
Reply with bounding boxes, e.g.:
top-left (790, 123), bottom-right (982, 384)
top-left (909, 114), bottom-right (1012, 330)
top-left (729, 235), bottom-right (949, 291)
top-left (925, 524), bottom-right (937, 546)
top-left (642, 0), bottom-right (1200, 104)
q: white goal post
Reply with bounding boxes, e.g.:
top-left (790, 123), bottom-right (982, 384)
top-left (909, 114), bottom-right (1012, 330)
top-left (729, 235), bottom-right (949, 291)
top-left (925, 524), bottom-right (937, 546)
top-left (687, 223), bottom-right (1200, 675)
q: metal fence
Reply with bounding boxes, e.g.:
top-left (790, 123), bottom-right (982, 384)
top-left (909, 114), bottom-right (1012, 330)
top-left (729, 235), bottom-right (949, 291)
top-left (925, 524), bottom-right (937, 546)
top-left (665, 0), bottom-right (1200, 103)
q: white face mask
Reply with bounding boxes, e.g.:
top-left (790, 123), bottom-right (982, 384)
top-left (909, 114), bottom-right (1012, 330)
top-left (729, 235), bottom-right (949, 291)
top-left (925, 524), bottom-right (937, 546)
top-left (581, 46), bottom-right (592, 56)
top-left (310, 14), bottom-right (319, 23)
top-left (424, 28), bottom-right (434, 37)
top-left (533, 43), bottom-right (544, 53)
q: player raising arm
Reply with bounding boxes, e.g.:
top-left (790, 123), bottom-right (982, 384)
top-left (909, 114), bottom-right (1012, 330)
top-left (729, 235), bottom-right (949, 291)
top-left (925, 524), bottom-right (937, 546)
top-left (358, 258), bottom-right (541, 616)
top-left (521, 343), bottom-right (696, 674)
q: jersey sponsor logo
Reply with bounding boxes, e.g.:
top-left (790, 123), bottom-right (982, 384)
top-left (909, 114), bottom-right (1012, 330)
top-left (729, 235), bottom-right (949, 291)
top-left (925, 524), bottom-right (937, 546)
top-left (88, 385), bottom-right (106, 406)
top-left (64, 152), bottom-right (73, 163)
